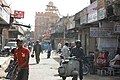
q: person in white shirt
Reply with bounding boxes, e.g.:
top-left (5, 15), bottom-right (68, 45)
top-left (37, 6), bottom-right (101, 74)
top-left (57, 42), bottom-right (62, 54)
top-left (61, 42), bottom-right (70, 59)
top-left (110, 48), bottom-right (120, 67)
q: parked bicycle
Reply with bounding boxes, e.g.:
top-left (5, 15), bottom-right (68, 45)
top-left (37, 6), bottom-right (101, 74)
top-left (5, 59), bottom-right (19, 80)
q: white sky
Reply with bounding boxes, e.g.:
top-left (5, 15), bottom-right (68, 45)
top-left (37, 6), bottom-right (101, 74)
top-left (5, 0), bottom-right (90, 31)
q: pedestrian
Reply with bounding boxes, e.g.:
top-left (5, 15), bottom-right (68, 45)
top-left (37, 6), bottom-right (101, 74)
top-left (47, 42), bottom-right (52, 58)
top-left (28, 42), bottom-right (32, 52)
top-left (109, 47), bottom-right (120, 67)
top-left (70, 40), bottom-right (84, 80)
top-left (32, 40), bottom-right (42, 64)
top-left (61, 41), bottom-right (70, 59)
top-left (14, 39), bottom-right (30, 80)
top-left (57, 42), bottom-right (62, 54)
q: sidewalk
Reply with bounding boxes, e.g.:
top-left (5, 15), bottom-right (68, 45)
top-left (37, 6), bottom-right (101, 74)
top-left (0, 56), bottom-right (11, 78)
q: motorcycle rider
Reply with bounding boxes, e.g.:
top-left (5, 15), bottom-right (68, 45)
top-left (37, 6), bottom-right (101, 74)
top-left (70, 40), bottom-right (84, 80)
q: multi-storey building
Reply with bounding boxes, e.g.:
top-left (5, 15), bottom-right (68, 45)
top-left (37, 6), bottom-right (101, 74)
top-left (34, 1), bottom-right (59, 41)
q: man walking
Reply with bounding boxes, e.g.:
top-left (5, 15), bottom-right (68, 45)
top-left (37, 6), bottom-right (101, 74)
top-left (47, 42), bottom-right (52, 58)
top-left (70, 40), bottom-right (84, 80)
top-left (14, 39), bottom-right (30, 80)
top-left (32, 40), bottom-right (42, 64)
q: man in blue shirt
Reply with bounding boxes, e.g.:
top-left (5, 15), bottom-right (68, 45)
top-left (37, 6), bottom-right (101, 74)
top-left (47, 42), bottom-right (52, 58)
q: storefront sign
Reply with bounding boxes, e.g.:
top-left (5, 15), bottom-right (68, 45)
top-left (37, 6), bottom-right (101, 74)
top-left (0, 6), bottom-right (10, 24)
top-left (87, 1), bottom-right (97, 23)
top-left (2, 8), bottom-right (10, 24)
top-left (88, 11), bottom-right (97, 23)
top-left (90, 27), bottom-right (115, 37)
top-left (14, 10), bottom-right (24, 19)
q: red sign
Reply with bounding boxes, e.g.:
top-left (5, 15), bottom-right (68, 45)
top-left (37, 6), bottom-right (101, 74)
top-left (14, 10), bottom-right (24, 19)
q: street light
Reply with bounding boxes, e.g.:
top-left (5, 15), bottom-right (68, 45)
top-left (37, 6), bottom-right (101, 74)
top-left (12, 23), bottom-right (31, 28)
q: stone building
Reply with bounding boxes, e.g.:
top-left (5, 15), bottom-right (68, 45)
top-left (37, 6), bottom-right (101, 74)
top-left (34, 1), bottom-right (59, 41)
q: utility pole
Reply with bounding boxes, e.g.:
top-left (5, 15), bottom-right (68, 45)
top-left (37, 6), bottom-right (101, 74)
top-left (63, 15), bottom-right (69, 44)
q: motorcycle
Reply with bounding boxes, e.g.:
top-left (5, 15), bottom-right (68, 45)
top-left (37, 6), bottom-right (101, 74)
top-left (58, 56), bottom-right (79, 80)
top-left (58, 54), bottom-right (91, 80)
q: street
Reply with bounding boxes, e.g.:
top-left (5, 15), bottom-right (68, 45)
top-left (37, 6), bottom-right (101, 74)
top-left (29, 51), bottom-right (120, 80)
top-left (0, 51), bottom-right (120, 80)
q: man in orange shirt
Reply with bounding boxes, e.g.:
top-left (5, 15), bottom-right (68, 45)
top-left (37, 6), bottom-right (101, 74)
top-left (14, 39), bottom-right (30, 80)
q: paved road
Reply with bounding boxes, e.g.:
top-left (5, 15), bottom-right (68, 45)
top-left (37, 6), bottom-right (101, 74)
top-left (0, 51), bottom-right (120, 80)
top-left (29, 52), bottom-right (120, 80)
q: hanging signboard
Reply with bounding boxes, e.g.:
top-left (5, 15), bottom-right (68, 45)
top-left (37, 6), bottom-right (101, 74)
top-left (14, 10), bottom-right (24, 19)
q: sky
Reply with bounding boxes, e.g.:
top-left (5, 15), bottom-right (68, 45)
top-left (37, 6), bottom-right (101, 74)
top-left (5, 0), bottom-right (90, 31)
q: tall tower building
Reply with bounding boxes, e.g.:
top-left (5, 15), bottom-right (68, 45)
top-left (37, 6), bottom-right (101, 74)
top-left (34, 1), bottom-right (59, 41)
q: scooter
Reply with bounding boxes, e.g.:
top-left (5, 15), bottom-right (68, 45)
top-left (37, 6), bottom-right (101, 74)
top-left (58, 55), bottom-right (79, 80)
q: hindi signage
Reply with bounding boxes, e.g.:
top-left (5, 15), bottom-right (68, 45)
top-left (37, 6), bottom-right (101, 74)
top-left (90, 27), bottom-right (115, 37)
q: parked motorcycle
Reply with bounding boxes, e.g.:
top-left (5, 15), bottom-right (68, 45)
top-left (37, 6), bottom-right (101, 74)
top-left (58, 56), bottom-right (79, 80)
top-left (59, 53), bottom-right (90, 76)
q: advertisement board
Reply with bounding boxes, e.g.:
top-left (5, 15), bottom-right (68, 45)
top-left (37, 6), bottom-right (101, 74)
top-left (88, 11), bottom-right (97, 23)
top-left (90, 27), bottom-right (116, 37)
top-left (98, 8), bottom-right (106, 20)
top-left (87, 1), bottom-right (97, 23)
top-left (14, 10), bottom-right (24, 19)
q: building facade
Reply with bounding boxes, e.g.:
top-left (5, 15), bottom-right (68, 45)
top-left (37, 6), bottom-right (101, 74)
top-left (34, 1), bottom-right (59, 41)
